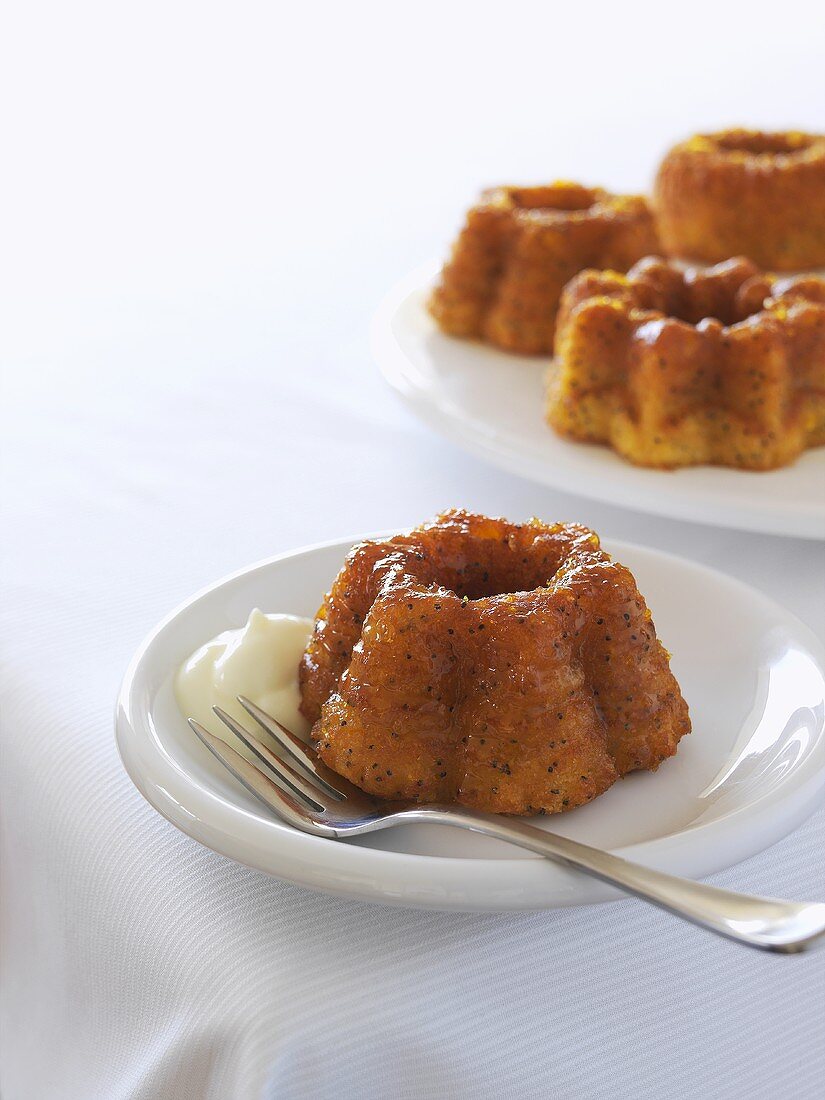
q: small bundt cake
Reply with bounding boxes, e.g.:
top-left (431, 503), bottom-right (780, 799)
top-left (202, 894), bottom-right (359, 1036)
top-left (654, 130), bottom-right (825, 271)
top-left (428, 183), bottom-right (660, 354)
top-left (299, 511), bottom-right (690, 816)
top-left (546, 256), bottom-right (825, 470)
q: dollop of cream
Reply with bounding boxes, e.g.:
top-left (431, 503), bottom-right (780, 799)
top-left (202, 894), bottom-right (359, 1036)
top-left (175, 610), bottom-right (313, 737)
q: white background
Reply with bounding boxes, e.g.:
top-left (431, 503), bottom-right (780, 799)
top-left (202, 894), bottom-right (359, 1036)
top-left (2, 2), bottom-right (825, 1098)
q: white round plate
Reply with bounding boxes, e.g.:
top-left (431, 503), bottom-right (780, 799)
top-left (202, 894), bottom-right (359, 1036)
top-left (116, 534), bottom-right (825, 911)
top-left (373, 265), bottom-right (825, 540)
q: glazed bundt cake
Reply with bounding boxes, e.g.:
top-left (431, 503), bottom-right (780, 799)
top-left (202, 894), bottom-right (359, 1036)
top-left (546, 256), bottom-right (825, 470)
top-left (299, 511), bottom-right (690, 816)
top-left (428, 183), bottom-right (660, 355)
top-left (654, 130), bottom-right (825, 271)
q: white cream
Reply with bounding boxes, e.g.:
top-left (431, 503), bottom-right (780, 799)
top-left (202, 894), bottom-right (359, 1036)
top-left (175, 610), bottom-right (313, 738)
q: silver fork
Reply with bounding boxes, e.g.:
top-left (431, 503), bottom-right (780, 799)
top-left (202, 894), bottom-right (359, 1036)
top-left (190, 698), bottom-right (825, 953)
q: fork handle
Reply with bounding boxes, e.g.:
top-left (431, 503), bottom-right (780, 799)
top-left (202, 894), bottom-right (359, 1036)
top-left (406, 807), bottom-right (825, 952)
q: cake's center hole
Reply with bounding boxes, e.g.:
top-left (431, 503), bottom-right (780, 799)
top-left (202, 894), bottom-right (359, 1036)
top-left (632, 260), bottom-right (769, 326)
top-left (715, 131), bottom-right (812, 155)
top-left (510, 185), bottom-right (597, 212)
top-left (434, 546), bottom-right (568, 601)
top-left (656, 291), bottom-right (752, 328)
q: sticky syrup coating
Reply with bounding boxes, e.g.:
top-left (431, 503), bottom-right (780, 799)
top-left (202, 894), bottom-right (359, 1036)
top-left (654, 129), bottom-right (825, 271)
top-left (547, 256), bottom-right (825, 470)
top-left (299, 511), bottom-right (690, 816)
top-left (428, 183), bottom-right (660, 355)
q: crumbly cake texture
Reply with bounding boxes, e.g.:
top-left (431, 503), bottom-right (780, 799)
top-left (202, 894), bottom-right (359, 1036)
top-left (428, 183), bottom-right (660, 355)
top-left (299, 511), bottom-right (690, 816)
top-left (546, 257), bottom-right (825, 470)
top-left (654, 129), bottom-right (825, 271)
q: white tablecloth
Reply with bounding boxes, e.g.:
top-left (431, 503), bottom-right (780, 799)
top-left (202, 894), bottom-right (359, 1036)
top-left (2, 3), bottom-right (825, 1097)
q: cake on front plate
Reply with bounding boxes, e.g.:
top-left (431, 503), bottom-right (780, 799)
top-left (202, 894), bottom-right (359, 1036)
top-left (654, 129), bottom-right (825, 271)
top-left (546, 257), bottom-right (825, 470)
top-left (428, 183), bottom-right (660, 355)
top-left (299, 511), bottom-right (690, 816)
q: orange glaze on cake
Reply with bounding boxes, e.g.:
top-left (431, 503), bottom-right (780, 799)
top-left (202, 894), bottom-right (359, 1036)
top-left (654, 130), bottom-right (825, 271)
top-left (299, 511), bottom-right (690, 816)
top-left (429, 183), bottom-right (660, 354)
top-left (546, 257), bottom-right (825, 469)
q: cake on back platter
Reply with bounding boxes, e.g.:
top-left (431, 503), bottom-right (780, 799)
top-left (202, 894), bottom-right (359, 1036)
top-left (546, 257), bottom-right (825, 470)
top-left (299, 511), bottom-right (690, 816)
top-left (428, 183), bottom-right (660, 354)
top-left (654, 129), bottom-right (825, 271)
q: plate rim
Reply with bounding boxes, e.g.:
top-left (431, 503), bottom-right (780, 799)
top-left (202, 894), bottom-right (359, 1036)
top-left (372, 263), bottom-right (825, 541)
top-left (116, 532), bottom-right (825, 910)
